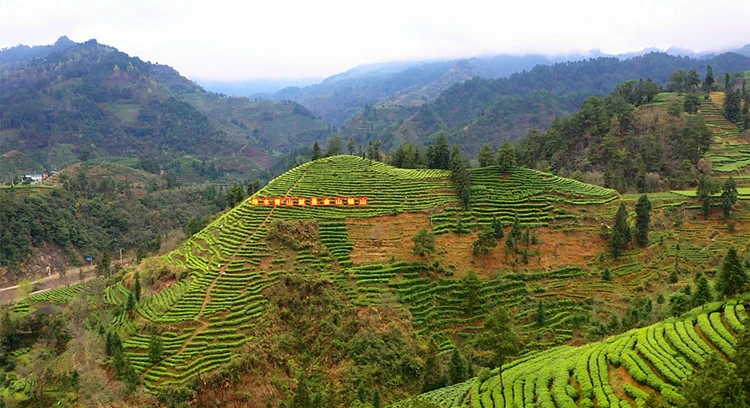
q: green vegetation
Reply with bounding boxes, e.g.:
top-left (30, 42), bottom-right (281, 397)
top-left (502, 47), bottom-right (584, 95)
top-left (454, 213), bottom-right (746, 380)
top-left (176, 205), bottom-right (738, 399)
top-left (396, 300), bottom-right (749, 408)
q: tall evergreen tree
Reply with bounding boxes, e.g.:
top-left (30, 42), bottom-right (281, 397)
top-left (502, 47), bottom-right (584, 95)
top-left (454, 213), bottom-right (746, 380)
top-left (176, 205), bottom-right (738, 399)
top-left (491, 216), bottom-right (504, 238)
top-left (478, 143), bottom-right (496, 167)
top-left (371, 389), bottom-right (381, 408)
top-left (716, 247), bottom-right (748, 298)
top-left (450, 145), bottom-right (471, 209)
top-left (461, 270), bottom-right (482, 315)
top-left (134, 271), bottom-right (141, 302)
top-left (311, 141), bottom-right (322, 161)
top-left (721, 177), bottom-right (738, 219)
top-left (634, 194), bottom-right (652, 246)
top-left (497, 141), bottom-right (516, 172)
top-left (692, 271), bottom-right (712, 306)
top-left (97, 251), bottom-right (111, 277)
top-left (448, 347), bottom-right (470, 385)
top-left (473, 306), bottom-right (519, 390)
top-left (611, 202), bottom-right (631, 258)
top-left (725, 89), bottom-right (742, 123)
top-left (421, 340), bottom-right (447, 392)
top-left (148, 328), bottom-right (163, 364)
top-left (697, 175), bottom-right (720, 220)
top-left (325, 134), bottom-right (342, 156)
top-left (703, 65), bottom-right (714, 91)
top-left (472, 226), bottom-right (497, 256)
top-left (427, 133), bottom-right (451, 169)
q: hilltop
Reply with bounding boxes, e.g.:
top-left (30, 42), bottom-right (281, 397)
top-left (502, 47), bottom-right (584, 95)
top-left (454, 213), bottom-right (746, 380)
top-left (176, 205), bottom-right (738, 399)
top-left (0, 37), bottom-right (329, 180)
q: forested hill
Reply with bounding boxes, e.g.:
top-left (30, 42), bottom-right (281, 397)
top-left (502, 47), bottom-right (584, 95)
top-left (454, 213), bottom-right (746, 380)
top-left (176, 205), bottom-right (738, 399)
top-left (261, 54), bottom-right (569, 126)
top-left (340, 52), bottom-right (750, 155)
top-left (0, 37), bottom-right (329, 178)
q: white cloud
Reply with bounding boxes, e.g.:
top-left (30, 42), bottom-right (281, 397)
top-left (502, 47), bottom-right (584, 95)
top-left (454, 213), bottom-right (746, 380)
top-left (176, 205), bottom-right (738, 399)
top-left (1, 0), bottom-right (749, 80)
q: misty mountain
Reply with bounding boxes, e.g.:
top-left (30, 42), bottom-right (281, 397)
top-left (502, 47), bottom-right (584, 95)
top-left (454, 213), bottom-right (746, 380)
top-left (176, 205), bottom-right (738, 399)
top-left (0, 35), bottom-right (77, 66)
top-left (0, 38), bottom-right (329, 178)
top-left (339, 52), bottom-right (750, 156)
top-left (195, 77), bottom-right (323, 96)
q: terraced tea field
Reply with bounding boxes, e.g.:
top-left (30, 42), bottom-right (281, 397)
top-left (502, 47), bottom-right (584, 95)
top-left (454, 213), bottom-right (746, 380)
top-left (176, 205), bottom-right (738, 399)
top-left (16, 155), bottom-right (749, 397)
top-left (702, 92), bottom-right (750, 177)
top-left (392, 299), bottom-right (748, 408)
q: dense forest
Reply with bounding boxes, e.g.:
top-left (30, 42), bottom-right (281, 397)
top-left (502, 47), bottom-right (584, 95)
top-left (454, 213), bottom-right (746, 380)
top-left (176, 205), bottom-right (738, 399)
top-left (0, 164), bottom-right (226, 274)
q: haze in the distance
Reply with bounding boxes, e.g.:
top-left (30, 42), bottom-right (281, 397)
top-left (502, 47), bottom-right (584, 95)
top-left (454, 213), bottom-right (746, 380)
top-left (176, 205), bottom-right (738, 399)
top-left (1, 0), bottom-right (749, 81)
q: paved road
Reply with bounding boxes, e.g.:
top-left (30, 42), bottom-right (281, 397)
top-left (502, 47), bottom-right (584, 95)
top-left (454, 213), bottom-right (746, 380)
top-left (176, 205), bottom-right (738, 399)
top-left (0, 265), bottom-right (97, 305)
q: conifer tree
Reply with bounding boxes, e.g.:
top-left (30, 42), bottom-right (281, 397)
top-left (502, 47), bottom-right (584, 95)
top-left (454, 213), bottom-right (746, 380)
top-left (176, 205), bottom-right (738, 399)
top-left (371, 389), bottom-right (381, 408)
top-left (134, 271), bottom-right (141, 302)
top-left (311, 141), bottom-right (322, 160)
top-left (450, 145), bottom-right (471, 209)
top-left (473, 306), bottom-right (519, 390)
top-left (716, 247), bottom-right (748, 298)
top-left (692, 271), bottom-right (712, 306)
top-left (427, 133), bottom-right (451, 169)
top-left (478, 143), bottom-right (496, 167)
top-left (634, 194), bottom-right (652, 246)
top-left (148, 327), bottom-right (163, 364)
top-left (611, 203), bottom-right (631, 258)
top-left (448, 348), bottom-right (470, 385)
top-left (703, 65), bottom-right (714, 91)
top-left (497, 141), bottom-right (516, 172)
top-left (721, 177), bottom-right (738, 219)
top-left (491, 216), bottom-right (504, 239)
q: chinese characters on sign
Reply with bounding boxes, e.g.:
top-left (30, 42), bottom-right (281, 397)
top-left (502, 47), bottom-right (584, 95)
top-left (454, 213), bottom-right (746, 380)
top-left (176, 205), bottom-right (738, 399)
top-left (250, 197), bottom-right (369, 207)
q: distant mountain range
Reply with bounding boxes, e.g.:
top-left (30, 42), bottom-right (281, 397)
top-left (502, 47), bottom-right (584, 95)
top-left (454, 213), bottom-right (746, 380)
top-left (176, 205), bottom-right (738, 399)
top-left (0, 37), bottom-right (330, 179)
top-left (198, 44), bottom-right (750, 127)
top-left (2, 37), bottom-right (749, 181)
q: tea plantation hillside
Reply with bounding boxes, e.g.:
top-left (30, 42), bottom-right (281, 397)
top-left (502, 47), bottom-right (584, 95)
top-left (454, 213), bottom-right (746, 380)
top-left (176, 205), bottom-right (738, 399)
top-left (392, 298), bottom-right (748, 408)
top-left (4, 155), bottom-right (750, 407)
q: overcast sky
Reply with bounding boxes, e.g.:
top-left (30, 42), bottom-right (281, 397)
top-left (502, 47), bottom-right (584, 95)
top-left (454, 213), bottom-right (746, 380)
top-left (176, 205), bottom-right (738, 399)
top-left (1, 0), bottom-right (749, 81)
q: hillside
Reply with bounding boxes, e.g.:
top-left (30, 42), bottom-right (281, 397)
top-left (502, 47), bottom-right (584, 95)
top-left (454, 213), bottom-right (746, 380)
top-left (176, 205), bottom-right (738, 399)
top-left (3, 153), bottom-right (749, 407)
top-left (0, 37), bottom-right (329, 179)
top-left (394, 298), bottom-right (748, 408)
top-left (340, 52), bottom-right (750, 156)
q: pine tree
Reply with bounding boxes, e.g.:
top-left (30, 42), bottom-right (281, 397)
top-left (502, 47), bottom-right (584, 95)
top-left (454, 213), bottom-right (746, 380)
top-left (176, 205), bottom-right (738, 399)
top-left (721, 177), bottom-right (738, 219)
top-left (371, 389), bottom-right (381, 408)
top-left (134, 271), bottom-right (141, 302)
top-left (725, 89), bottom-right (742, 123)
top-left (421, 340), bottom-right (447, 392)
top-left (611, 203), bottom-right (631, 258)
top-left (148, 328), bottom-right (163, 364)
top-left (635, 194), bottom-right (652, 246)
top-left (510, 212), bottom-right (522, 241)
top-left (716, 247), bottom-right (749, 298)
top-left (473, 306), bottom-right (519, 390)
top-left (448, 348), bottom-right (469, 385)
top-left (703, 65), bottom-right (714, 91)
top-left (692, 272), bottom-right (712, 306)
top-left (461, 270), bottom-right (482, 315)
top-left (311, 141), bottom-right (322, 161)
top-left (478, 143), bottom-right (495, 167)
top-left (497, 141), bottom-right (516, 172)
top-left (428, 133), bottom-right (451, 169)
top-left (98, 251), bottom-right (111, 277)
top-left (491, 216), bottom-right (504, 238)
top-left (450, 145), bottom-right (471, 209)
top-left (126, 292), bottom-right (136, 313)
top-left (535, 300), bottom-right (546, 325)
top-left (325, 134), bottom-right (342, 156)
